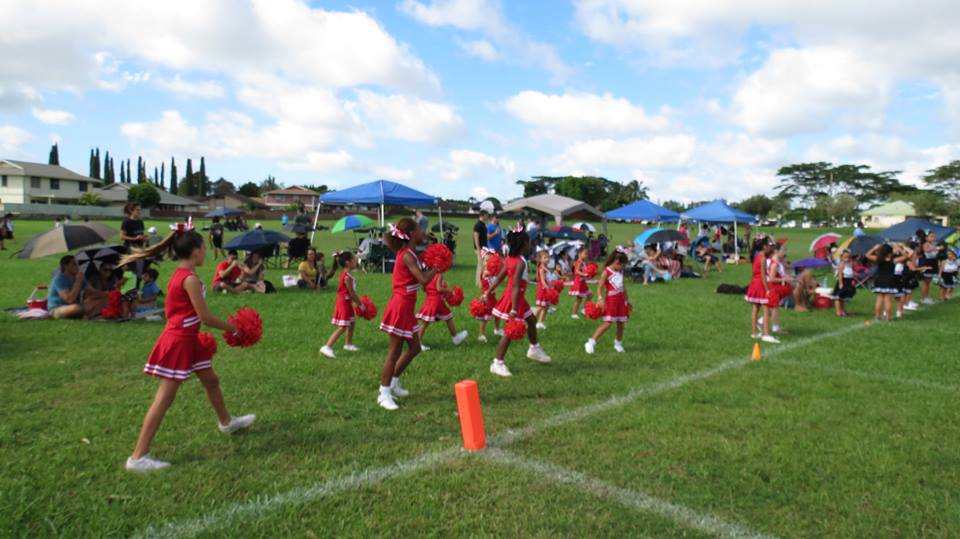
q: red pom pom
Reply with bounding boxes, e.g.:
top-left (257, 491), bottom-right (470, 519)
top-left (469, 298), bottom-right (492, 318)
top-left (485, 255), bottom-right (504, 276)
top-left (444, 286), bottom-right (464, 306)
top-left (354, 295), bottom-right (378, 321)
top-left (223, 307), bottom-right (263, 348)
top-left (198, 331), bottom-right (218, 357)
top-left (584, 301), bottom-right (603, 320)
top-left (552, 279), bottom-right (565, 292)
top-left (585, 262), bottom-right (599, 278)
top-left (422, 243), bottom-right (454, 273)
top-left (543, 287), bottom-right (560, 305)
top-left (504, 318), bottom-right (527, 341)
top-left (100, 289), bottom-right (123, 319)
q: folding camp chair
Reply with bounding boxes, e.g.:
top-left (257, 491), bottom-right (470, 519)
top-left (851, 266), bottom-right (875, 289)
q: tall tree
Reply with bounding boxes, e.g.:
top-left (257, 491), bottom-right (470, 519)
top-left (736, 195), bottom-right (775, 218)
top-left (103, 152), bottom-right (113, 184)
top-left (160, 161), bottom-right (165, 185)
top-left (260, 174), bottom-right (278, 192)
top-left (153, 166), bottom-right (159, 185)
top-left (94, 148), bottom-right (101, 179)
top-left (922, 160), bottom-right (960, 200)
top-left (48, 143), bottom-right (59, 165)
top-left (170, 157), bottom-right (178, 194)
top-left (136, 156), bottom-right (143, 183)
top-left (199, 157), bottom-right (207, 196)
top-left (238, 181), bottom-right (260, 197)
top-left (89, 149), bottom-right (96, 178)
top-left (120, 161), bottom-right (126, 184)
top-left (183, 158), bottom-right (194, 196)
top-left (126, 160), bottom-right (132, 185)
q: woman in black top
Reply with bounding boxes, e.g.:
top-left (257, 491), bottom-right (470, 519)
top-left (867, 243), bottom-right (910, 321)
top-left (120, 203), bottom-right (148, 286)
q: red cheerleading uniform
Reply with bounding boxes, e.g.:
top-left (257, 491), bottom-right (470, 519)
top-left (569, 259), bottom-right (592, 298)
top-left (493, 255), bottom-right (534, 320)
top-left (535, 264), bottom-right (552, 307)
top-left (379, 247), bottom-right (421, 339)
top-left (474, 273), bottom-right (498, 321)
top-left (765, 260), bottom-right (792, 307)
top-left (744, 255), bottom-right (769, 305)
top-left (331, 271), bottom-right (356, 327)
top-left (602, 267), bottom-right (630, 322)
top-left (417, 274), bottom-right (453, 322)
top-left (144, 267), bottom-right (212, 381)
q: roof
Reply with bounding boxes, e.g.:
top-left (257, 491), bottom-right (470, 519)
top-left (0, 159), bottom-right (99, 183)
top-left (861, 200), bottom-right (916, 217)
top-left (501, 193), bottom-right (603, 219)
top-left (198, 191), bottom-right (267, 208)
top-left (681, 200), bottom-right (757, 224)
top-left (320, 179), bottom-right (438, 207)
top-left (96, 183), bottom-right (202, 206)
top-left (263, 185), bottom-right (321, 196)
top-left (605, 199), bottom-right (680, 222)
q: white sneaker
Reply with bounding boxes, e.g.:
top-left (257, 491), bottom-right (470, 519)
top-left (761, 335), bottom-right (780, 344)
top-left (584, 339), bottom-right (596, 354)
top-left (219, 414), bottom-right (256, 433)
top-left (490, 360), bottom-right (512, 377)
top-left (613, 341), bottom-right (625, 353)
top-left (343, 344), bottom-right (359, 352)
top-left (896, 311), bottom-right (903, 319)
top-left (571, 314), bottom-right (580, 320)
top-left (526, 345), bottom-right (552, 363)
top-left (452, 330), bottom-right (468, 346)
top-left (478, 334), bottom-right (488, 343)
top-left (390, 380), bottom-right (410, 398)
top-left (922, 298), bottom-right (935, 305)
top-left (535, 322), bottom-right (546, 330)
top-left (319, 345), bottom-right (336, 359)
top-left (905, 302), bottom-right (919, 311)
top-left (420, 343), bottom-right (431, 351)
top-left (125, 453), bottom-right (171, 472)
top-left (378, 393), bottom-right (399, 410)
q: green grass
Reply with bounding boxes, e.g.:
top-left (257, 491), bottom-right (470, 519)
top-left (1, 217), bottom-right (958, 537)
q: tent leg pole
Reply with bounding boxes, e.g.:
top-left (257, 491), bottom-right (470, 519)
top-left (380, 203), bottom-right (385, 228)
top-left (734, 221), bottom-right (739, 264)
top-left (438, 205), bottom-right (443, 232)
top-left (310, 203), bottom-right (322, 244)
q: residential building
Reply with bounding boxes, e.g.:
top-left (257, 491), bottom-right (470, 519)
top-left (0, 159), bottom-right (99, 204)
top-left (860, 200), bottom-right (949, 227)
top-left (96, 183), bottom-right (203, 211)
top-left (262, 186), bottom-right (321, 210)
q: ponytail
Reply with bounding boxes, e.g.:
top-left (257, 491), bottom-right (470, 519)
top-left (120, 229), bottom-right (204, 267)
top-left (326, 250), bottom-right (354, 280)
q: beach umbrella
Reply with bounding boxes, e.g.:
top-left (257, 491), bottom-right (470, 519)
top-left (809, 232), bottom-right (842, 252)
top-left (572, 222), bottom-right (596, 233)
top-left (790, 257), bottom-right (831, 271)
top-left (225, 229), bottom-right (290, 252)
top-left (846, 235), bottom-right (883, 257)
top-left (548, 240), bottom-right (583, 257)
top-left (542, 226), bottom-right (587, 241)
top-left (18, 223), bottom-right (118, 259)
top-left (633, 228), bottom-right (685, 246)
top-left (331, 214), bottom-right (375, 233)
top-left (205, 207), bottom-right (245, 218)
top-left (75, 245), bottom-right (125, 273)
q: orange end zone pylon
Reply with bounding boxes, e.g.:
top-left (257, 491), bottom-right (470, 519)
top-left (752, 342), bottom-right (762, 361)
top-left (454, 380), bottom-right (486, 451)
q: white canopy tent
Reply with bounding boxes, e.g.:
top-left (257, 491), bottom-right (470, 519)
top-left (502, 194), bottom-right (605, 228)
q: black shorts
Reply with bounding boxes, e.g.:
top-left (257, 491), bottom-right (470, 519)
top-left (212, 236), bottom-right (223, 248)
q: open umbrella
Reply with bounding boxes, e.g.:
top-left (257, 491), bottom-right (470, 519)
top-left (845, 235), bottom-right (883, 257)
top-left (205, 207), bottom-right (245, 218)
top-left (543, 226), bottom-right (588, 241)
top-left (572, 222), bottom-right (597, 233)
top-left (76, 245), bottom-right (125, 273)
top-left (225, 229), bottom-right (291, 252)
top-left (18, 223), bottom-right (118, 259)
top-left (548, 240), bottom-right (583, 257)
top-left (331, 214), bottom-right (375, 234)
top-left (809, 232), bottom-right (842, 253)
top-left (790, 257), bottom-right (831, 271)
top-left (633, 228), bottom-right (685, 246)
top-left (431, 222), bottom-right (459, 233)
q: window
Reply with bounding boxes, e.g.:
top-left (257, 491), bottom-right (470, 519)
top-left (78, 181), bottom-right (87, 192)
top-left (1, 175), bottom-right (6, 187)
top-left (50, 178), bottom-right (60, 190)
top-left (30, 176), bottom-right (41, 189)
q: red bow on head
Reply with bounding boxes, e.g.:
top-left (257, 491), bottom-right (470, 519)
top-left (169, 216), bottom-right (194, 234)
top-left (615, 245), bottom-right (628, 254)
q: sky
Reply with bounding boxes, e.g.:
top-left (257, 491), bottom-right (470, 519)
top-left (2, 0), bottom-right (960, 203)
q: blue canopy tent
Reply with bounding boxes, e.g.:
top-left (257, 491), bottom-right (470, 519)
top-left (316, 180), bottom-right (441, 242)
top-left (605, 200), bottom-right (681, 223)
top-left (205, 207), bottom-right (245, 218)
top-left (681, 200), bottom-right (758, 262)
top-left (879, 218), bottom-right (954, 243)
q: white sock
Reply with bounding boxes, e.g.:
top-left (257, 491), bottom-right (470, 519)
top-left (390, 377), bottom-right (400, 388)
top-left (587, 338), bottom-right (596, 345)
top-left (493, 358), bottom-right (504, 365)
top-left (379, 385), bottom-right (391, 396)
top-left (614, 339), bottom-right (622, 345)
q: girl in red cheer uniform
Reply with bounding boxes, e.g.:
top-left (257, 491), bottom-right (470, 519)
top-left (416, 271), bottom-right (468, 350)
top-left (319, 250), bottom-right (363, 359)
top-left (744, 242), bottom-right (777, 343)
top-left (569, 247), bottom-right (592, 318)
top-left (584, 248), bottom-right (631, 354)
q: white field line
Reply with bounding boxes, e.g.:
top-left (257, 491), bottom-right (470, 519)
top-left (769, 358), bottom-right (960, 392)
top-left (134, 323), bottom-right (865, 538)
top-left (480, 449), bottom-right (777, 539)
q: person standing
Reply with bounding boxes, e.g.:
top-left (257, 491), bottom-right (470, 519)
top-left (415, 209), bottom-right (429, 234)
top-left (853, 222), bottom-right (866, 237)
top-left (486, 214), bottom-right (503, 254)
top-left (121, 203), bottom-right (148, 287)
top-left (208, 217), bottom-right (226, 260)
top-left (473, 210), bottom-right (489, 288)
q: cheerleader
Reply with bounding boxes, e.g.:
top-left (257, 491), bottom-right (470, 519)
top-left (569, 247), bottom-right (591, 319)
top-left (584, 248), bottom-right (630, 354)
top-left (533, 249), bottom-right (553, 330)
top-left (416, 272), bottom-right (468, 350)
top-left (319, 250), bottom-right (363, 359)
top-left (377, 218), bottom-right (435, 411)
top-left (832, 250), bottom-right (857, 317)
top-left (475, 247), bottom-right (501, 342)
top-left (765, 243), bottom-right (792, 334)
top-left (121, 225), bottom-right (255, 472)
top-left (919, 232), bottom-right (940, 304)
top-left (866, 243), bottom-right (910, 321)
top-left (939, 248), bottom-right (958, 301)
top-left (487, 226), bottom-right (552, 377)
top-left (744, 242), bottom-right (777, 343)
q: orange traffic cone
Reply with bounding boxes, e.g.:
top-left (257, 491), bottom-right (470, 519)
top-left (751, 342), bottom-right (762, 361)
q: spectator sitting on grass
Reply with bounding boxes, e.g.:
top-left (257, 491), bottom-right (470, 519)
top-left (83, 261), bottom-right (126, 316)
top-left (212, 250), bottom-right (251, 293)
top-left (47, 255), bottom-right (86, 319)
top-left (124, 267), bottom-right (162, 317)
top-left (298, 247), bottom-right (321, 289)
top-left (243, 252), bottom-right (266, 293)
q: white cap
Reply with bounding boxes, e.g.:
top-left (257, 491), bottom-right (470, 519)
top-left (255, 222), bottom-right (263, 229)
top-left (147, 226), bottom-right (157, 234)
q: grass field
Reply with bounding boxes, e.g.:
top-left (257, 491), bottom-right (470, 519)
top-left (2, 216), bottom-right (958, 537)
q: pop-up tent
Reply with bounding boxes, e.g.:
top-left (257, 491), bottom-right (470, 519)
top-left (681, 200), bottom-right (758, 261)
top-left (605, 200), bottom-right (680, 223)
top-left (317, 180), bottom-right (441, 237)
top-left (879, 217), bottom-right (953, 243)
top-left (502, 193), bottom-right (604, 227)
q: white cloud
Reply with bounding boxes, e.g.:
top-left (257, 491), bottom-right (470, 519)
top-left (554, 135), bottom-right (696, 171)
top-left (155, 75), bottom-right (225, 99)
top-left (356, 91), bottom-right (464, 144)
top-left (429, 149), bottom-right (516, 181)
top-left (0, 125), bottom-right (32, 152)
top-left (504, 91), bottom-right (669, 139)
top-left (459, 39), bottom-right (498, 61)
top-left (31, 108), bottom-right (76, 125)
top-left (280, 150), bottom-right (415, 181)
top-left (400, 0), bottom-right (572, 82)
top-left (702, 133), bottom-right (786, 168)
top-left (804, 134), bottom-right (960, 187)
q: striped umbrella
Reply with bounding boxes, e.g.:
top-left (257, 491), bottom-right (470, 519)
top-left (17, 223), bottom-right (118, 259)
top-left (331, 214), bottom-right (375, 233)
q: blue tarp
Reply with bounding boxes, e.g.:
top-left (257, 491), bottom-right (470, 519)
top-left (605, 200), bottom-right (680, 223)
top-left (879, 218), bottom-right (954, 242)
top-left (319, 179), bottom-right (437, 207)
top-left (681, 200), bottom-right (757, 224)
